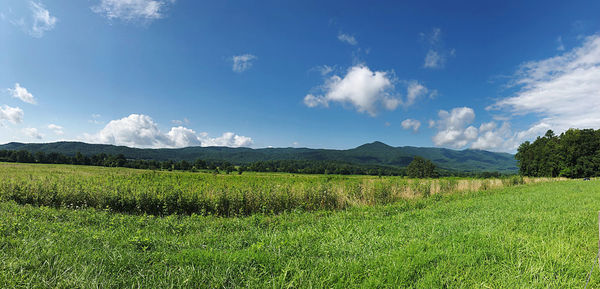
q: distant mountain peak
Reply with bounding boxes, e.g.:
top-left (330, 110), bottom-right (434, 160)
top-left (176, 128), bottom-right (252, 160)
top-left (355, 141), bottom-right (393, 150)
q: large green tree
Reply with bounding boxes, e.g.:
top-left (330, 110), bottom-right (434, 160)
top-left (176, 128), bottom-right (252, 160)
top-left (406, 156), bottom-right (437, 178)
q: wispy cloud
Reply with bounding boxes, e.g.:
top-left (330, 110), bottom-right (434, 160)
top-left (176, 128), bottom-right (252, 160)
top-left (490, 34), bottom-right (600, 141)
top-left (48, 124), bottom-right (64, 135)
top-left (311, 65), bottom-right (336, 76)
top-left (231, 54), bottom-right (257, 73)
top-left (92, 0), bottom-right (174, 23)
top-left (29, 2), bottom-right (56, 37)
top-left (171, 118), bottom-right (189, 125)
top-left (556, 36), bottom-right (565, 51)
top-left (89, 114), bottom-right (103, 124)
top-left (337, 32), bottom-right (358, 45)
top-left (421, 28), bottom-right (454, 69)
top-left (4, 2), bottom-right (57, 37)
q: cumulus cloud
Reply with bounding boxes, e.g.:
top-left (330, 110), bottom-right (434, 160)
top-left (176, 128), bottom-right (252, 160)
top-left (471, 122), bottom-right (513, 151)
top-left (405, 81), bottom-right (432, 107)
top-left (23, 127), bottom-right (42, 139)
top-left (0, 105), bottom-right (24, 124)
top-left (401, 119), bottom-right (421, 132)
top-left (47, 124), bottom-right (64, 135)
top-left (431, 107), bottom-right (478, 148)
top-left (166, 126), bottom-right (202, 147)
top-left (8, 83), bottom-right (36, 104)
top-left (29, 2), bottom-right (56, 37)
top-left (200, 132), bottom-right (253, 147)
top-left (92, 0), bottom-right (174, 22)
top-left (490, 34), bottom-right (600, 141)
top-left (85, 114), bottom-right (253, 148)
top-left (232, 54), bottom-right (257, 73)
top-left (303, 65), bottom-right (400, 116)
top-left (337, 33), bottom-right (357, 45)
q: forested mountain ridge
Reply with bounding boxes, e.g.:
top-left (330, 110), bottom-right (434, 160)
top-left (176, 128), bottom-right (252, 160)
top-left (0, 141), bottom-right (518, 173)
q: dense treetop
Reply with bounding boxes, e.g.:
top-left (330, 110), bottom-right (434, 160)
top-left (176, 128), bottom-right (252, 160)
top-left (516, 129), bottom-right (600, 178)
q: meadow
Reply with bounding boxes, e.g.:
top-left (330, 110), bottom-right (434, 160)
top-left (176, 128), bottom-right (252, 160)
top-left (1, 163), bottom-right (598, 288)
top-left (0, 163), bottom-right (549, 216)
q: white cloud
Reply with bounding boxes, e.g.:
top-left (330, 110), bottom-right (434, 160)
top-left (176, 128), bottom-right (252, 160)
top-left (47, 124), bottom-right (64, 135)
top-left (232, 54), bottom-right (257, 73)
top-left (88, 114), bottom-right (167, 147)
top-left (428, 119), bottom-right (435, 128)
top-left (556, 36), bottom-right (565, 51)
top-left (0, 105), bottom-right (24, 124)
top-left (405, 81), bottom-right (430, 107)
top-left (313, 65), bottom-right (335, 76)
top-left (8, 83), bottom-right (36, 104)
top-left (23, 127), bottom-right (42, 140)
top-left (85, 114), bottom-right (253, 148)
top-left (303, 65), bottom-right (400, 116)
top-left (200, 132), bottom-right (253, 147)
top-left (421, 28), bottom-right (453, 69)
top-left (491, 34), bottom-right (600, 141)
top-left (29, 2), bottom-right (56, 37)
top-left (432, 107), bottom-right (478, 148)
top-left (424, 50), bottom-right (443, 68)
top-left (171, 118), bottom-right (189, 125)
top-left (337, 33), bottom-right (357, 45)
top-left (92, 0), bottom-right (173, 22)
top-left (471, 122), bottom-right (513, 151)
top-left (166, 126), bottom-right (202, 147)
top-left (426, 27), bottom-right (442, 45)
top-left (89, 114), bottom-right (103, 124)
top-left (401, 119), bottom-right (421, 132)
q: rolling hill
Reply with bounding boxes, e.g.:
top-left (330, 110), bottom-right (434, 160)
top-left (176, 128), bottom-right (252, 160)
top-left (0, 141), bottom-right (518, 173)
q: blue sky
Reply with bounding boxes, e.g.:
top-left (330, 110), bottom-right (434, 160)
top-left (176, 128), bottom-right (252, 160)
top-left (1, 0), bottom-right (600, 152)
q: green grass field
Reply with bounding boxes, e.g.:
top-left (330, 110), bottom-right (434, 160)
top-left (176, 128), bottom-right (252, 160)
top-left (0, 163), bottom-right (534, 217)
top-left (1, 163), bottom-right (598, 288)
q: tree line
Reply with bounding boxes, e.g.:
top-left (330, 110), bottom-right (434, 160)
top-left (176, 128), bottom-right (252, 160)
top-left (516, 128), bottom-right (600, 178)
top-left (0, 150), bottom-right (403, 176)
top-left (0, 149), bottom-right (512, 178)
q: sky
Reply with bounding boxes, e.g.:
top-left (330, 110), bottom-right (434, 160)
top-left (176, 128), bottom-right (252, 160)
top-left (1, 0), bottom-right (600, 152)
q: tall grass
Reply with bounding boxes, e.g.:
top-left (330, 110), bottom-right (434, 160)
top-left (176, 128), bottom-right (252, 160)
top-left (0, 163), bottom-right (563, 216)
top-left (1, 179), bottom-right (597, 288)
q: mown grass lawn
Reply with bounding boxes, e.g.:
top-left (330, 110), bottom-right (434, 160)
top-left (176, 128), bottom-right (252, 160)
top-left (1, 180), bottom-right (599, 288)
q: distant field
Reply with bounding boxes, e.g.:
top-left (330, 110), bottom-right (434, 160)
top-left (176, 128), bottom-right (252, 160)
top-left (0, 162), bottom-right (552, 216)
top-left (0, 171), bottom-right (598, 287)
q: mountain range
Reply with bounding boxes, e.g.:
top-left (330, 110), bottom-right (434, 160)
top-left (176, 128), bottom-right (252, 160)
top-left (0, 141), bottom-right (518, 173)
